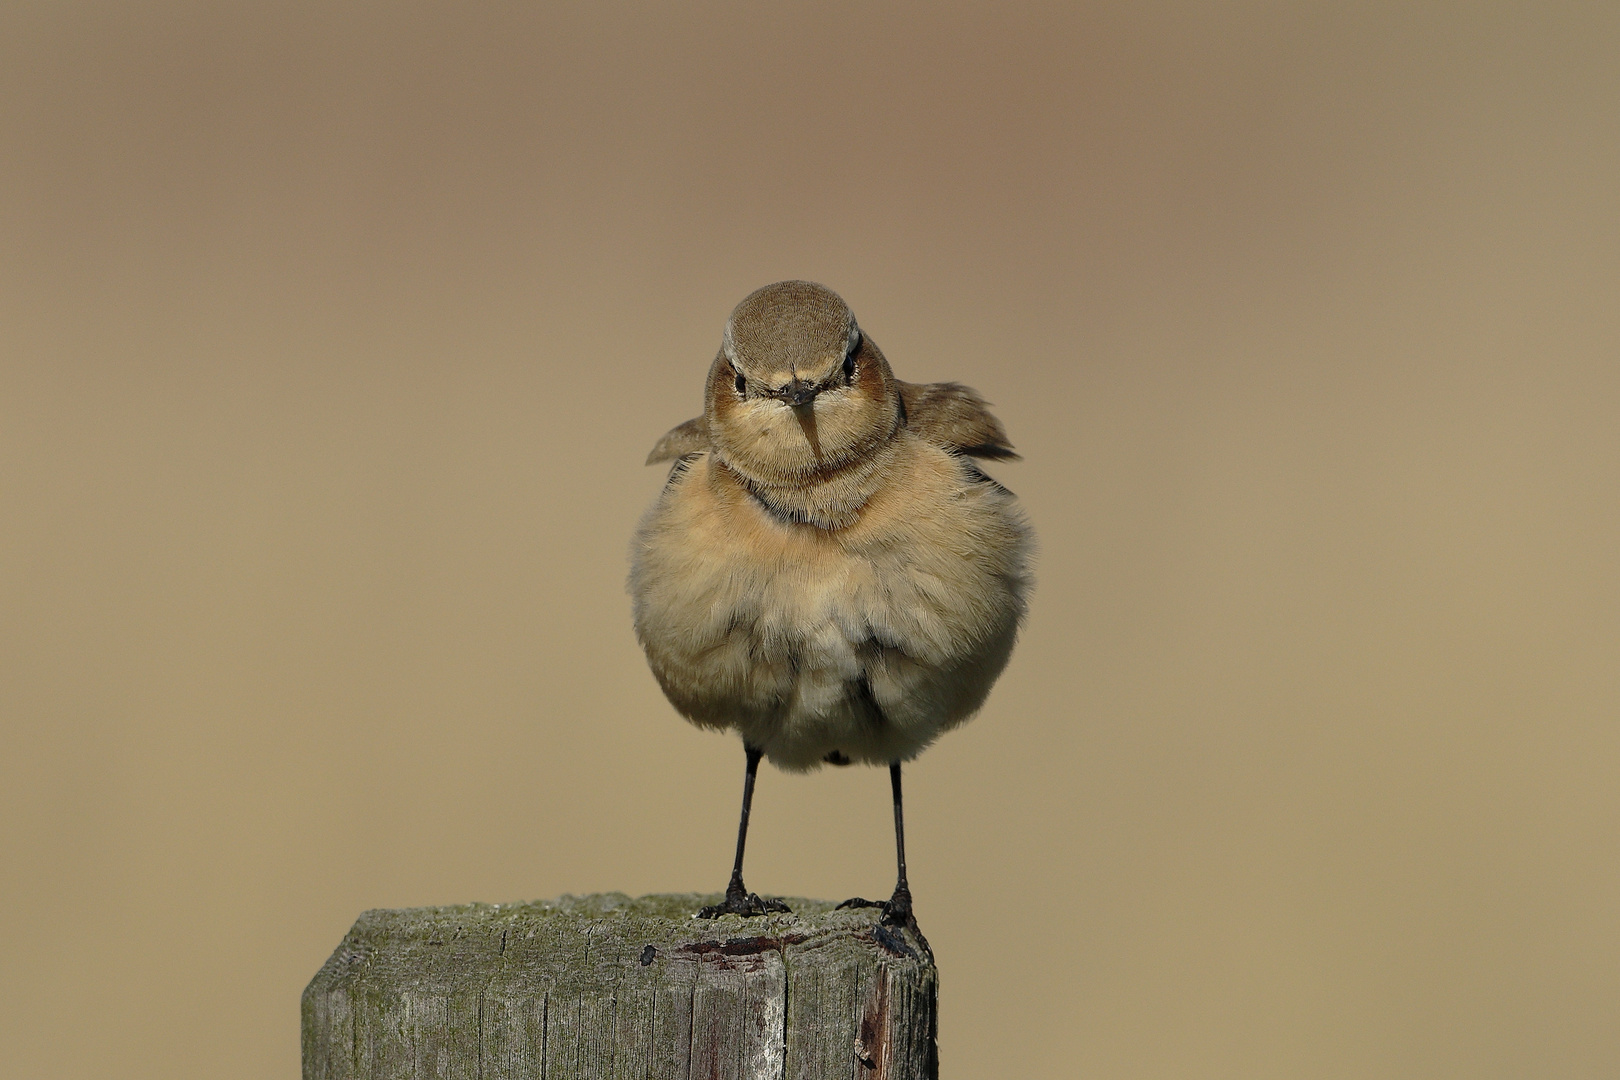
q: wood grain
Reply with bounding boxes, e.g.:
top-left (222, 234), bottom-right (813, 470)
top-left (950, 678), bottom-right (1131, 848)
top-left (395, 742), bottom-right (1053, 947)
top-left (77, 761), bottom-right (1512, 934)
top-left (303, 893), bottom-right (938, 1080)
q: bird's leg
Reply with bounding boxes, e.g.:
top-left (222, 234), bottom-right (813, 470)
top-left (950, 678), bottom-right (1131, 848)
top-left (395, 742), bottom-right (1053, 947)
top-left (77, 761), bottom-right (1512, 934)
top-left (697, 744), bottom-right (790, 918)
top-left (836, 761), bottom-right (931, 958)
top-left (837, 762), bottom-right (917, 926)
top-left (724, 744), bottom-right (764, 903)
top-left (883, 760), bottom-right (913, 925)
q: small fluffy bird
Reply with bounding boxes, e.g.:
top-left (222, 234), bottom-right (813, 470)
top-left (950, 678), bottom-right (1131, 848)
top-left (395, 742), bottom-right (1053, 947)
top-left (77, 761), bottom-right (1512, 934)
top-left (630, 281), bottom-right (1031, 928)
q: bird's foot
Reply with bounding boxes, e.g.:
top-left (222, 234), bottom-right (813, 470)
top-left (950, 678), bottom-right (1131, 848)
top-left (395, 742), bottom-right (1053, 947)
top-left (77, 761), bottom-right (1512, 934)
top-left (838, 885), bottom-right (931, 959)
top-left (696, 882), bottom-right (791, 919)
top-left (834, 896), bottom-right (882, 910)
top-left (836, 884), bottom-right (912, 926)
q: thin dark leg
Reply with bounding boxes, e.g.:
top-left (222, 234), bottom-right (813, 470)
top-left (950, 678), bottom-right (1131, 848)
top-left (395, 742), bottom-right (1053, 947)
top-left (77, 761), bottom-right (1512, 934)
top-left (697, 744), bottom-right (789, 918)
top-left (726, 745), bottom-right (763, 897)
top-left (835, 760), bottom-right (929, 957)
top-left (885, 761), bottom-right (913, 924)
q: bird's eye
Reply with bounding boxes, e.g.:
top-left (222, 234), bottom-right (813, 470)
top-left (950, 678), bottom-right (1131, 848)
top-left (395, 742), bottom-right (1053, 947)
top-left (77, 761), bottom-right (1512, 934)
top-left (842, 351), bottom-right (856, 384)
top-left (734, 372), bottom-right (747, 396)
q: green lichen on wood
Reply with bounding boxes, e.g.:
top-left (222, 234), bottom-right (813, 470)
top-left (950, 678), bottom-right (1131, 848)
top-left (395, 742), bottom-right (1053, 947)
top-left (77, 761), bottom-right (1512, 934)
top-left (303, 893), bottom-right (937, 1080)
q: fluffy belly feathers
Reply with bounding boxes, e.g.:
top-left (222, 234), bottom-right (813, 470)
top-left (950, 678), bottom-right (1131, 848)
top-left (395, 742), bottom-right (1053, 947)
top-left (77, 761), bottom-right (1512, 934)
top-left (630, 437), bottom-right (1030, 770)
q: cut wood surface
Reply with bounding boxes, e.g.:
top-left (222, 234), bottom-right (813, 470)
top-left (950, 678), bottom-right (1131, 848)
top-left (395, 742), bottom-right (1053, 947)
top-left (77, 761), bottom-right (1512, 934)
top-left (302, 892), bottom-right (938, 1080)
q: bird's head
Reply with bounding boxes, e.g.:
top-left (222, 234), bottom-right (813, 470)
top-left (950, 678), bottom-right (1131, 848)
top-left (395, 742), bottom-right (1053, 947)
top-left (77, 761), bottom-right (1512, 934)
top-left (704, 281), bottom-right (901, 486)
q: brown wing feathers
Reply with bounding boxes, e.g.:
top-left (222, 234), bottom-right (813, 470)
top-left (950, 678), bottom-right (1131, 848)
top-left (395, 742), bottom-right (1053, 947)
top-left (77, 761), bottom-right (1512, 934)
top-left (645, 416), bottom-right (710, 465)
top-left (897, 380), bottom-right (1020, 460)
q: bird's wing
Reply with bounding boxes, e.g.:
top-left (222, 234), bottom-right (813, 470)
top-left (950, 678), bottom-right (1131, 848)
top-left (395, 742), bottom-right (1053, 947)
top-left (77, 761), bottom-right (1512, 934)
top-left (645, 416), bottom-right (710, 465)
top-left (898, 380), bottom-right (1021, 460)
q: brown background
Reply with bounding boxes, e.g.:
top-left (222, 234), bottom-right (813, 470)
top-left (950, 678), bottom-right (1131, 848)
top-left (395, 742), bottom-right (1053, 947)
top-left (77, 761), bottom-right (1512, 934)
top-left (3, 2), bottom-right (1617, 1077)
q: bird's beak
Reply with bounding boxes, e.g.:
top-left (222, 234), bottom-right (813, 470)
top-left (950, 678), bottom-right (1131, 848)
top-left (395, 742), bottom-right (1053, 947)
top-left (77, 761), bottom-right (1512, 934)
top-left (777, 379), bottom-right (819, 408)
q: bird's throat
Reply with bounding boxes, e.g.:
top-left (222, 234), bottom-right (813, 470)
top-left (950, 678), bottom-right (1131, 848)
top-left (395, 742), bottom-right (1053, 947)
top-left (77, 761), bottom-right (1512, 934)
top-left (719, 444), bottom-right (898, 531)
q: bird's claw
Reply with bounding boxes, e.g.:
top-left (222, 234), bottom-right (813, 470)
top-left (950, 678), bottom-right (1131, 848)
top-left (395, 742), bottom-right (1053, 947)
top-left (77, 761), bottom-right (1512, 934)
top-left (837, 884), bottom-right (913, 926)
top-left (840, 886), bottom-right (931, 959)
top-left (697, 885), bottom-right (790, 919)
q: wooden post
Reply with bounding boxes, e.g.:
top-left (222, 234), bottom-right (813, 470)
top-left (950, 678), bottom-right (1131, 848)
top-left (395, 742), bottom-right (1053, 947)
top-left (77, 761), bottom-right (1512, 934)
top-left (302, 892), bottom-right (938, 1079)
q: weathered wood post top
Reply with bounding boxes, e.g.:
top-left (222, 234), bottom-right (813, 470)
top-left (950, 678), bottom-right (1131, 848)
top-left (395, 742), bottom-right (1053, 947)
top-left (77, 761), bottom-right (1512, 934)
top-left (303, 892), bottom-right (938, 1079)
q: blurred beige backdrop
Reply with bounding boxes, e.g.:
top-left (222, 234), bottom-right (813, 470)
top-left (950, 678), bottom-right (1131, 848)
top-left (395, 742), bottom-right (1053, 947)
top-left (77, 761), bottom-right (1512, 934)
top-left (3, 2), bottom-right (1617, 1077)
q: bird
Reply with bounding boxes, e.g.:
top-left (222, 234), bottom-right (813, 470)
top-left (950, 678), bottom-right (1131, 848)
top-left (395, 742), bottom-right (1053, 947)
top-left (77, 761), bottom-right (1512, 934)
top-left (629, 280), bottom-right (1032, 931)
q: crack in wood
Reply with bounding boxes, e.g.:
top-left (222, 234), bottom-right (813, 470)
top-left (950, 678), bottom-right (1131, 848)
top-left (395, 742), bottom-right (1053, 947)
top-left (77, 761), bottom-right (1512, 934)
top-left (301, 894), bottom-right (937, 1079)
